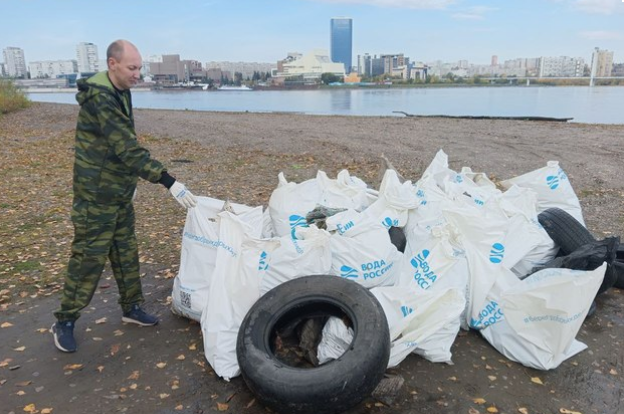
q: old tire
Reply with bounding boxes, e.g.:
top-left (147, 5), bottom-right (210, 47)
top-left (538, 207), bottom-right (595, 255)
top-left (236, 275), bottom-right (390, 414)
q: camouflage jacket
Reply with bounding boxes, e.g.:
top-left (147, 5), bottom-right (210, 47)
top-left (73, 71), bottom-right (166, 204)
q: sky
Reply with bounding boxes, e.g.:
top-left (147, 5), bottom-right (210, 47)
top-left (1, 0), bottom-right (623, 66)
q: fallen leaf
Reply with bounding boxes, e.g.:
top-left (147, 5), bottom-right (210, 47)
top-left (217, 402), bottom-right (229, 411)
top-left (245, 399), bottom-right (256, 409)
top-left (23, 404), bottom-right (36, 412)
top-left (113, 330), bottom-right (124, 336)
top-left (16, 381), bottom-right (33, 386)
top-left (518, 408), bottom-right (529, 414)
top-left (156, 362), bottom-right (167, 369)
top-left (1, 322), bottom-right (13, 328)
top-left (159, 393), bottom-right (170, 399)
top-left (129, 383), bottom-right (138, 390)
top-left (63, 364), bottom-right (83, 371)
top-left (176, 354), bottom-right (185, 361)
top-left (127, 371), bottom-right (140, 380)
top-left (474, 398), bottom-right (487, 405)
top-left (531, 377), bottom-right (543, 385)
top-left (469, 409), bottom-right (480, 414)
top-left (17, 390), bottom-right (26, 395)
top-left (560, 409), bottom-right (583, 414)
top-left (175, 405), bottom-right (184, 411)
top-left (189, 343), bottom-right (197, 351)
top-left (14, 346), bottom-right (26, 352)
top-left (487, 375), bottom-right (497, 381)
top-left (609, 368), bottom-right (618, 376)
top-left (487, 407), bottom-right (499, 413)
top-left (448, 376), bottom-right (457, 381)
top-left (97, 366), bottom-right (104, 373)
top-left (110, 344), bottom-right (120, 356)
top-left (41, 409), bottom-right (53, 414)
top-left (36, 328), bottom-right (48, 333)
top-left (95, 317), bottom-right (107, 324)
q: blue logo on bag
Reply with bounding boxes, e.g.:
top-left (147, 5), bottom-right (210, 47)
top-left (410, 249), bottom-right (438, 290)
top-left (489, 243), bottom-right (505, 263)
top-left (415, 189), bottom-right (427, 206)
top-left (410, 249), bottom-right (429, 267)
top-left (470, 300), bottom-right (504, 328)
top-left (289, 214), bottom-right (308, 240)
top-left (454, 174), bottom-right (464, 183)
top-left (401, 305), bottom-right (413, 317)
top-left (546, 168), bottom-right (569, 190)
top-left (258, 251), bottom-right (269, 271)
top-left (340, 265), bottom-right (359, 279)
top-left (383, 217), bottom-right (399, 229)
top-left (546, 175), bottom-right (560, 190)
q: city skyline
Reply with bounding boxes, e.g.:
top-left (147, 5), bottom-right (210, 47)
top-left (1, 0), bottom-right (623, 66)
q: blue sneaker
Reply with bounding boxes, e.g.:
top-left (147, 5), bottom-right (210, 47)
top-left (122, 304), bottom-right (159, 326)
top-left (51, 321), bottom-right (77, 353)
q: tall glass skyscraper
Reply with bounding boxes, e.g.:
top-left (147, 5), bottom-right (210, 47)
top-left (330, 17), bottom-right (353, 74)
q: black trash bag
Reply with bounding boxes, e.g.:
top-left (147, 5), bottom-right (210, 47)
top-left (533, 236), bottom-right (620, 296)
top-left (388, 226), bottom-right (406, 253)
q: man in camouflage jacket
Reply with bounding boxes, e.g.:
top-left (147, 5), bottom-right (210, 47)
top-left (52, 40), bottom-right (197, 353)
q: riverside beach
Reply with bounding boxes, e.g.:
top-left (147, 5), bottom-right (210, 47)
top-left (1, 102), bottom-right (623, 414)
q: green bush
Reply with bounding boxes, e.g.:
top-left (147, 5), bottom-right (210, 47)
top-left (0, 79), bottom-right (30, 114)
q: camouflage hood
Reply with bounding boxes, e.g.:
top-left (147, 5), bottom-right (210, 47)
top-left (76, 71), bottom-right (116, 106)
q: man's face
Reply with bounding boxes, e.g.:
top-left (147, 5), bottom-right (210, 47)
top-left (108, 46), bottom-right (142, 90)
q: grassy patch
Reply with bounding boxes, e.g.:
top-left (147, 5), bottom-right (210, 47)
top-left (0, 79), bottom-right (30, 114)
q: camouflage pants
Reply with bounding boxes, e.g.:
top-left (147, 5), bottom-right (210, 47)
top-left (54, 199), bottom-right (143, 322)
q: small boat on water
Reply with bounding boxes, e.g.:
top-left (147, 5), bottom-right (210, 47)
top-left (217, 85), bottom-right (253, 91)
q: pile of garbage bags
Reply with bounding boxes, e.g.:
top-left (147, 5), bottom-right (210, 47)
top-left (171, 149), bottom-right (614, 379)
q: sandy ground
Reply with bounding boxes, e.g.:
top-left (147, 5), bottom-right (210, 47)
top-left (1, 102), bottom-right (623, 414)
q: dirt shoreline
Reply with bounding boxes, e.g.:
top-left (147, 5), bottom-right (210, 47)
top-left (1, 102), bottom-right (623, 414)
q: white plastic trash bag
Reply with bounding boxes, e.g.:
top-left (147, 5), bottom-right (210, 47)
top-left (442, 202), bottom-right (520, 330)
top-left (399, 223), bottom-right (469, 295)
top-left (371, 285), bottom-right (465, 366)
top-left (361, 169), bottom-right (420, 229)
top-left (317, 317), bottom-right (355, 365)
top-left (327, 212), bottom-right (403, 288)
top-left (494, 186), bottom-right (558, 277)
top-left (499, 160), bottom-right (585, 226)
top-left (172, 197), bottom-right (262, 321)
top-left (480, 263), bottom-right (606, 370)
top-left (260, 225), bottom-right (333, 295)
top-left (201, 212), bottom-right (280, 380)
top-left (268, 170), bottom-right (377, 237)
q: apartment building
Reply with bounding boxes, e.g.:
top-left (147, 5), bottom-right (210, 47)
top-left (76, 42), bottom-right (99, 73)
top-left (538, 56), bottom-right (584, 77)
top-left (29, 60), bottom-right (78, 78)
top-left (3, 46), bottom-right (27, 78)
top-left (591, 47), bottom-right (614, 77)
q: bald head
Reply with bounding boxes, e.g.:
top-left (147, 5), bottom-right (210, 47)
top-left (106, 40), bottom-right (142, 90)
top-left (106, 40), bottom-right (139, 66)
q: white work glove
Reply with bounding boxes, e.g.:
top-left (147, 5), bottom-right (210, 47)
top-left (169, 181), bottom-right (197, 208)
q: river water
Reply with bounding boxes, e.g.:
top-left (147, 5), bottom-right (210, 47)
top-left (28, 85), bottom-right (624, 125)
